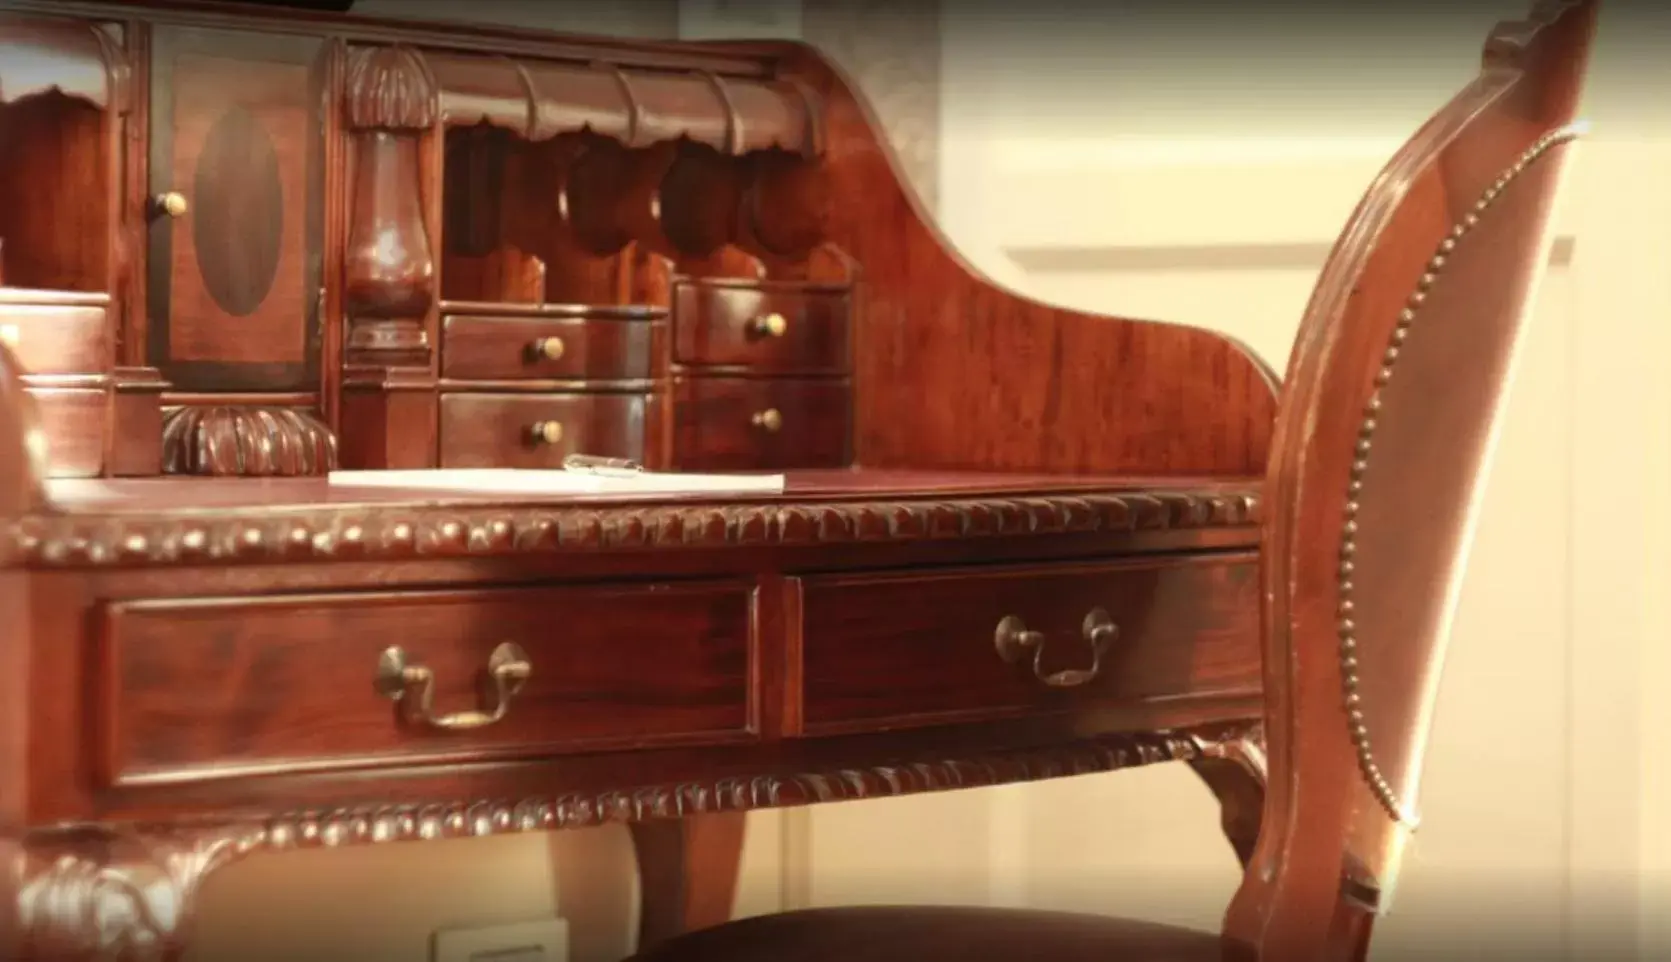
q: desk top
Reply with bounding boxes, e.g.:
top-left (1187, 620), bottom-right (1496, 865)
top-left (13, 470), bottom-right (1262, 569)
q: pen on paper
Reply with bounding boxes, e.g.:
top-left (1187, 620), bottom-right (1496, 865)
top-left (562, 454), bottom-right (645, 478)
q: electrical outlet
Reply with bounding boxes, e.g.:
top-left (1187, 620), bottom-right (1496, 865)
top-left (432, 918), bottom-right (569, 962)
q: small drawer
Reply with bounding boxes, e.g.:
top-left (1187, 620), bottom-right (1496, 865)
top-left (94, 581), bottom-right (758, 786)
top-left (673, 283), bottom-right (850, 374)
top-left (438, 391), bottom-right (655, 468)
top-left (441, 310), bottom-right (664, 382)
top-left (29, 385), bottom-right (106, 478)
top-left (673, 376), bottom-right (850, 470)
top-left (0, 302), bottom-right (108, 375)
top-left (798, 554), bottom-right (1261, 734)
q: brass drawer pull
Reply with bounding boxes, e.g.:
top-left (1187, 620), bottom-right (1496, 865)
top-left (994, 609), bottom-right (1118, 688)
top-left (375, 641), bottom-right (531, 731)
top-left (751, 408), bottom-right (783, 433)
top-left (529, 336), bottom-right (565, 361)
top-left (750, 312), bottom-right (788, 338)
top-left (529, 420), bottom-right (564, 445)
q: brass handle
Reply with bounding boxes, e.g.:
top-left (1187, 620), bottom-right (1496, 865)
top-left (153, 191), bottom-right (189, 218)
top-left (750, 312), bottom-right (788, 338)
top-left (375, 641), bottom-right (531, 731)
top-left (994, 609), bottom-right (1118, 688)
top-left (529, 420), bottom-right (564, 445)
top-left (530, 336), bottom-right (565, 361)
top-left (751, 408), bottom-right (783, 433)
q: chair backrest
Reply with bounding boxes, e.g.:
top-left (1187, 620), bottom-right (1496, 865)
top-left (1224, 2), bottom-right (1597, 959)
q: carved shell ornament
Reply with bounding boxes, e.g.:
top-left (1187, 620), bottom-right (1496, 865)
top-left (1336, 122), bottom-right (1585, 828)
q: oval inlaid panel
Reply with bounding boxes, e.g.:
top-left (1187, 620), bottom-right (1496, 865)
top-left (193, 106), bottom-right (284, 318)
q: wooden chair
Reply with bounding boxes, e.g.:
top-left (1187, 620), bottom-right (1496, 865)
top-left (627, 1), bottom-right (1597, 960)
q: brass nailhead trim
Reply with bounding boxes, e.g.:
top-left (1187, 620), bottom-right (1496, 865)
top-left (1338, 123), bottom-right (1584, 829)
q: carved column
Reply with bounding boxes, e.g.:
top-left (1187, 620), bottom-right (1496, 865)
top-left (338, 45), bottom-right (439, 468)
top-left (3, 826), bottom-right (259, 962)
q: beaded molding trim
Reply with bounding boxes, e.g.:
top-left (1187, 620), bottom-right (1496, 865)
top-left (2, 488), bottom-right (1258, 570)
top-left (1339, 123), bottom-right (1584, 828)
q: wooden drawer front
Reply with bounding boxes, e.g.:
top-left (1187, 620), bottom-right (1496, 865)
top-left (0, 303), bottom-right (107, 374)
top-left (673, 377), bottom-right (850, 470)
top-left (799, 554), bottom-right (1261, 733)
top-left (96, 582), bottom-right (758, 786)
top-left (441, 313), bottom-right (663, 381)
top-left (674, 284), bottom-right (850, 374)
top-left (30, 386), bottom-right (105, 478)
top-left (439, 392), bottom-right (653, 468)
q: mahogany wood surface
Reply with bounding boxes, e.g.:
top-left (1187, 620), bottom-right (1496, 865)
top-left (0, 0), bottom-right (1591, 959)
top-left (0, 3), bottom-right (1272, 954)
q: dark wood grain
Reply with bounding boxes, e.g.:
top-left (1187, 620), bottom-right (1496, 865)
top-left (672, 376), bottom-right (850, 470)
top-left (146, 26), bottom-right (324, 392)
top-left (111, 368), bottom-right (168, 477)
top-left (97, 581), bottom-right (758, 786)
top-left (441, 309), bottom-right (665, 382)
top-left (0, 2), bottom-right (1595, 960)
top-left (799, 553), bottom-right (1261, 734)
top-left (437, 391), bottom-right (658, 468)
top-left (25, 384), bottom-right (106, 478)
top-left (0, 300), bottom-right (108, 376)
top-left (673, 282), bottom-right (851, 375)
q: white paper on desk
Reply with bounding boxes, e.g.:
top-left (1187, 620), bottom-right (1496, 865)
top-left (326, 468), bottom-right (786, 496)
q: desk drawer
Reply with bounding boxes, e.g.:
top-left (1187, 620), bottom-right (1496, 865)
top-left (438, 391), bottom-right (654, 468)
top-left (441, 312), bottom-right (663, 381)
top-left (798, 554), bottom-right (1260, 733)
top-left (95, 582), bottom-right (757, 786)
top-left (674, 284), bottom-right (850, 374)
top-left (672, 376), bottom-right (850, 470)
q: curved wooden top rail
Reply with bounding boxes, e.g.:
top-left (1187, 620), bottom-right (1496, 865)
top-left (421, 50), bottom-right (820, 157)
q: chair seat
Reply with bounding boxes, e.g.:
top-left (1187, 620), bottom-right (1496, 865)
top-left (628, 905), bottom-right (1222, 962)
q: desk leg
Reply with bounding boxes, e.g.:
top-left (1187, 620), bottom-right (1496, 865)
top-left (1188, 726), bottom-right (1268, 868)
top-left (2, 825), bottom-right (255, 962)
top-left (628, 811), bottom-right (747, 951)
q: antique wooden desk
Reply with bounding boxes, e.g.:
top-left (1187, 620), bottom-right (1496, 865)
top-left (0, 2), bottom-right (1275, 958)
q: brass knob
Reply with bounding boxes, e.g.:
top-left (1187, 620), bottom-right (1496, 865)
top-left (751, 312), bottom-right (788, 338)
top-left (529, 421), bottom-right (564, 445)
top-left (153, 191), bottom-right (189, 218)
top-left (531, 336), bottom-right (565, 361)
top-left (751, 408), bottom-right (783, 433)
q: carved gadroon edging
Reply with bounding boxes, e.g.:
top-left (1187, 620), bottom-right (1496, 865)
top-left (14, 826), bottom-right (256, 961)
top-left (3, 488), bottom-right (1259, 569)
top-left (23, 725), bottom-right (1251, 866)
top-left (1338, 123), bottom-right (1583, 829)
top-left (161, 405), bottom-right (340, 477)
